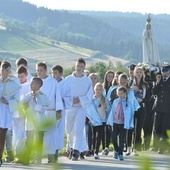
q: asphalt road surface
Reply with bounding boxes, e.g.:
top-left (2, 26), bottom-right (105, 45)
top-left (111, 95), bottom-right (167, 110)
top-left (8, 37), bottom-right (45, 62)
top-left (0, 151), bottom-right (170, 170)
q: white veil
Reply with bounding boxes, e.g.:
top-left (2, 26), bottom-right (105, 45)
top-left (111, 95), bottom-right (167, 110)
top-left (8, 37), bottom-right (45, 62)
top-left (142, 15), bottom-right (160, 65)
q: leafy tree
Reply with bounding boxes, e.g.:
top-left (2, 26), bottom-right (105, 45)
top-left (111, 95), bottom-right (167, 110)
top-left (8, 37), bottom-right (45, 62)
top-left (35, 17), bottom-right (48, 36)
top-left (112, 61), bottom-right (128, 74)
top-left (63, 67), bottom-right (74, 78)
top-left (87, 61), bottom-right (128, 82)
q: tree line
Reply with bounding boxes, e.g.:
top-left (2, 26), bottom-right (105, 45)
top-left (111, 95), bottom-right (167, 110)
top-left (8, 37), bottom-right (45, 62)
top-left (0, 0), bottom-right (170, 63)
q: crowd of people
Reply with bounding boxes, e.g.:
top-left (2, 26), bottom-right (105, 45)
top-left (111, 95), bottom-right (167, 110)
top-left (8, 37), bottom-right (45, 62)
top-left (0, 57), bottom-right (170, 167)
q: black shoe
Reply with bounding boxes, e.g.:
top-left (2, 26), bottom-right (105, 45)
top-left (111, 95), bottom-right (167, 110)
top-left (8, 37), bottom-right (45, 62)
top-left (125, 152), bottom-right (131, 156)
top-left (54, 150), bottom-right (58, 162)
top-left (72, 154), bottom-right (78, 161)
top-left (86, 150), bottom-right (94, 157)
top-left (72, 150), bottom-right (79, 161)
top-left (85, 151), bottom-right (90, 157)
top-left (80, 152), bottom-right (85, 159)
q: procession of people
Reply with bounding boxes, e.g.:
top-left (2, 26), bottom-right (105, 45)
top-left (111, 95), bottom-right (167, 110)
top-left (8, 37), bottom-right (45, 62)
top-left (0, 15), bottom-right (170, 168)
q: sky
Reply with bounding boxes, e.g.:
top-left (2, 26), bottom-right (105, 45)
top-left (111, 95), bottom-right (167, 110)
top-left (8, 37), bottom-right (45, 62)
top-left (22, 0), bottom-right (170, 14)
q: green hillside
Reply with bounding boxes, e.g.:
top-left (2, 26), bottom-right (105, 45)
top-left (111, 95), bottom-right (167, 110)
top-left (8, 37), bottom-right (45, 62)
top-left (0, 30), bottom-right (52, 52)
top-left (0, 29), bottom-right (128, 72)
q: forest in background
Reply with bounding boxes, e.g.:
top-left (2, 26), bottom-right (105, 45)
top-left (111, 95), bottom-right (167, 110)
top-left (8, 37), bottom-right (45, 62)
top-left (0, 0), bottom-right (170, 64)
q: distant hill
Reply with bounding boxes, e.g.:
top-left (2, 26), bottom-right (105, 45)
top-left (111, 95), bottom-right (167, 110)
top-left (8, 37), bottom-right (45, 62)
top-left (0, 29), bottom-right (128, 73)
top-left (0, 0), bottom-right (170, 64)
top-left (77, 11), bottom-right (170, 45)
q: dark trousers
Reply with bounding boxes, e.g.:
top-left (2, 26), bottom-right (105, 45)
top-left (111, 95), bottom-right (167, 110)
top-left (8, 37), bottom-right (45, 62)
top-left (102, 124), bottom-right (112, 149)
top-left (126, 107), bottom-right (144, 150)
top-left (86, 123), bottom-right (93, 151)
top-left (155, 111), bottom-right (170, 151)
top-left (0, 128), bottom-right (8, 160)
top-left (143, 109), bottom-right (154, 150)
top-left (112, 124), bottom-right (126, 155)
top-left (93, 124), bottom-right (105, 155)
top-left (152, 112), bottom-right (158, 149)
top-left (134, 107), bottom-right (144, 150)
top-left (88, 125), bottom-right (93, 151)
top-left (126, 128), bottom-right (133, 147)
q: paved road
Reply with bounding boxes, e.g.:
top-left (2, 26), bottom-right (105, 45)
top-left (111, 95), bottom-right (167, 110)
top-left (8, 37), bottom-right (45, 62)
top-left (0, 151), bottom-right (170, 170)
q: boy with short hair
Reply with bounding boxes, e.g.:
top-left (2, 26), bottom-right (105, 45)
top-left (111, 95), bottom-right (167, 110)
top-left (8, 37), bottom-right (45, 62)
top-left (0, 61), bottom-right (21, 167)
top-left (51, 65), bottom-right (73, 162)
top-left (65, 58), bottom-right (93, 161)
top-left (19, 77), bottom-right (50, 165)
top-left (36, 62), bottom-right (63, 163)
top-left (13, 65), bottom-right (31, 161)
top-left (15, 57), bottom-right (33, 83)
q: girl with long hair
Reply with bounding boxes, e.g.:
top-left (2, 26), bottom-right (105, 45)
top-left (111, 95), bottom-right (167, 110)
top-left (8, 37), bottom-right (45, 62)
top-left (129, 66), bottom-right (150, 156)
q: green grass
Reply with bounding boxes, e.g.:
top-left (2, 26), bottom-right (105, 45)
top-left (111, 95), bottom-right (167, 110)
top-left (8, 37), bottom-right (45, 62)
top-left (0, 30), bottom-right (51, 52)
top-left (0, 29), bottom-right (128, 72)
top-left (0, 29), bottom-right (95, 55)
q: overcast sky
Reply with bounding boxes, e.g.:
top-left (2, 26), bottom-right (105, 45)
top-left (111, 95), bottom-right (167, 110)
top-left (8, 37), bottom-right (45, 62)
top-left (22, 0), bottom-right (170, 14)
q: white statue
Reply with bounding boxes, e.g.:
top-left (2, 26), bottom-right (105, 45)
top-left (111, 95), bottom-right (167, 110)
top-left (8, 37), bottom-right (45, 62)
top-left (142, 15), bottom-right (160, 64)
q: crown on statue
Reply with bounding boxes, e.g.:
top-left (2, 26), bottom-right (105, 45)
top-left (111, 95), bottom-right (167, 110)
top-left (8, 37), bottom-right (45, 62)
top-left (147, 14), bottom-right (151, 23)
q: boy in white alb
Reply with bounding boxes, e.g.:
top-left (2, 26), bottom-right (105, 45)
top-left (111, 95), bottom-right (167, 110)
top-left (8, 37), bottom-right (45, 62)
top-left (51, 65), bottom-right (73, 162)
top-left (0, 61), bottom-right (21, 167)
top-left (19, 78), bottom-right (50, 165)
top-left (13, 66), bottom-right (30, 161)
top-left (36, 62), bottom-right (63, 163)
top-left (65, 58), bottom-right (93, 161)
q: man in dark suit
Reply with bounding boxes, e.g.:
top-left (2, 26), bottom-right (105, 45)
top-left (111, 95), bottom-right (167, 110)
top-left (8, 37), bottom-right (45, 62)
top-left (128, 64), bottom-right (136, 87)
top-left (153, 65), bottom-right (170, 153)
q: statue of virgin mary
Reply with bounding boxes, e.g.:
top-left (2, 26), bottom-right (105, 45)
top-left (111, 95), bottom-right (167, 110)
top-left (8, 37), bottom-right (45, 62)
top-left (142, 14), bottom-right (160, 64)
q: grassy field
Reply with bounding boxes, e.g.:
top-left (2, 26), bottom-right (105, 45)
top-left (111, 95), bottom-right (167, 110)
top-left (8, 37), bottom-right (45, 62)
top-left (0, 29), bottom-right (129, 73)
top-left (0, 30), bottom-right (52, 52)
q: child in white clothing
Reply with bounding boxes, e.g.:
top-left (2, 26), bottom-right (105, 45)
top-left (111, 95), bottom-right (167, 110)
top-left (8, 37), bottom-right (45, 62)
top-left (51, 65), bottom-right (72, 162)
top-left (18, 78), bottom-right (50, 165)
top-left (13, 65), bottom-right (30, 161)
top-left (0, 61), bottom-right (21, 167)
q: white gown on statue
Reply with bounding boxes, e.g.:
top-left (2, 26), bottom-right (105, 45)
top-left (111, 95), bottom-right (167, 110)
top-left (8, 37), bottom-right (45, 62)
top-left (142, 28), bottom-right (160, 64)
